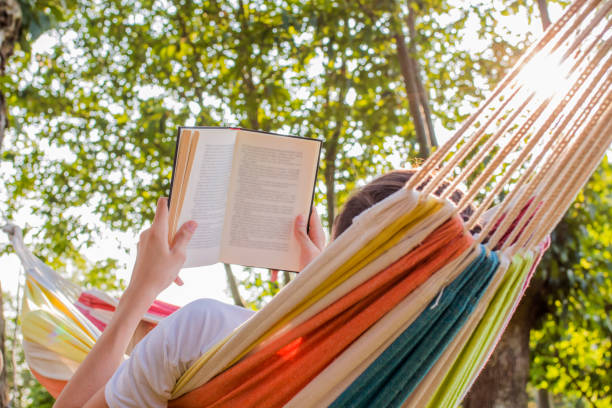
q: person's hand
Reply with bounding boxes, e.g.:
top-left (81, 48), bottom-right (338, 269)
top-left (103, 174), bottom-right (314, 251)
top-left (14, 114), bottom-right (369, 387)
top-left (294, 206), bottom-right (326, 271)
top-left (128, 197), bottom-right (197, 302)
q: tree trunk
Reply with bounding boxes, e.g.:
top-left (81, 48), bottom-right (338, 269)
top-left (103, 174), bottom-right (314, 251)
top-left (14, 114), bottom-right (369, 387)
top-left (463, 294), bottom-right (535, 408)
top-left (0, 2), bottom-right (22, 405)
top-left (282, 271), bottom-right (291, 286)
top-left (394, 29), bottom-right (430, 159)
top-left (405, 6), bottom-right (437, 149)
top-left (536, 0), bottom-right (552, 30)
top-left (0, 284), bottom-right (9, 407)
top-left (0, 92), bottom-right (7, 153)
top-left (324, 134), bottom-right (338, 233)
top-left (0, 0), bottom-right (21, 153)
top-left (224, 263), bottom-right (246, 307)
top-left (537, 388), bottom-right (552, 408)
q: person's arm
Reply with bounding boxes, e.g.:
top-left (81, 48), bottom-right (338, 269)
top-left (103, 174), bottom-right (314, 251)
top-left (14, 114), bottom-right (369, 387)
top-left (54, 198), bottom-right (197, 408)
top-left (82, 388), bottom-right (106, 408)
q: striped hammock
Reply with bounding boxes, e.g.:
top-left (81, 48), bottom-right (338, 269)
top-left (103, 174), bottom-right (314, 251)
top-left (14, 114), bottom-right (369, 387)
top-left (2, 0), bottom-right (610, 406)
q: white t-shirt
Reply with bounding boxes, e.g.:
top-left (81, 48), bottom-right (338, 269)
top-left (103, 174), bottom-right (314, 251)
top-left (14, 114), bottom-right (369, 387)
top-left (105, 298), bottom-right (255, 408)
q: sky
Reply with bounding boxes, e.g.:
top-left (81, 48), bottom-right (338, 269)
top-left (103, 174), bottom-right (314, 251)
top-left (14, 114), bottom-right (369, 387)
top-left (0, 1), bottom-right (566, 310)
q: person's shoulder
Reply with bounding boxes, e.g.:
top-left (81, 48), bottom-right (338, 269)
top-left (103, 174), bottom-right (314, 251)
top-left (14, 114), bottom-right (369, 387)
top-left (164, 299), bottom-right (254, 331)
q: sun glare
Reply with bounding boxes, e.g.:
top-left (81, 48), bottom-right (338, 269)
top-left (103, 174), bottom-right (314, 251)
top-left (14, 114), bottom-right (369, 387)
top-left (516, 52), bottom-right (571, 99)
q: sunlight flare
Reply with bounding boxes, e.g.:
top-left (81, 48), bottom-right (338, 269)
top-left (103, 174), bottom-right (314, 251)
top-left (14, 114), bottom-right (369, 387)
top-left (516, 52), bottom-right (571, 99)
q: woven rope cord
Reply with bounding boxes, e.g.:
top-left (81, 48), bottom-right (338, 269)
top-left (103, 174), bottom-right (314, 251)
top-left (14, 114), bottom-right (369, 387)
top-left (499, 84), bottom-right (612, 250)
top-left (527, 116), bottom-right (612, 246)
top-left (514, 96), bottom-right (612, 249)
top-left (479, 48), bottom-right (612, 248)
top-left (467, 24), bottom-right (612, 233)
top-left (403, 0), bottom-right (610, 255)
top-left (405, 0), bottom-right (592, 192)
top-left (492, 68), bottom-right (612, 250)
top-left (560, 1), bottom-right (612, 61)
top-left (411, 0), bottom-right (605, 203)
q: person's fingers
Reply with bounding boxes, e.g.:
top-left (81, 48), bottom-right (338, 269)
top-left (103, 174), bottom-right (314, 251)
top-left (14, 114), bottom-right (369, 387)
top-left (153, 197), bottom-right (169, 231)
top-left (295, 213), bottom-right (323, 270)
top-left (295, 213), bottom-right (321, 261)
top-left (269, 269), bottom-right (279, 283)
top-left (174, 275), bottom-right (184, 286)
top-left (294, 214), bottom-right (310, 242)
top-left (171, 221), bottom-right (197, 253)
top-left (308, 207), bottom-right (326, 251)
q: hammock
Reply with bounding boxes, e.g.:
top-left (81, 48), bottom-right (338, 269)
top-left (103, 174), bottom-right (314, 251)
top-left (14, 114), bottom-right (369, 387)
top-left (2, 0), bottom-right (610, 406)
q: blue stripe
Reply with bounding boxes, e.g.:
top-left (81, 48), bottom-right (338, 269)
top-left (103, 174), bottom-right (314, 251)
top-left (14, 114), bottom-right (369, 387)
top-left (330, 246), bottom-right (498, 408)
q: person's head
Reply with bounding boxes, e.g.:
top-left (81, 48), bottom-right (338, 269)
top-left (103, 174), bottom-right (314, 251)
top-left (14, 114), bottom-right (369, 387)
top-left (332, 169), bottom-right (474, 239)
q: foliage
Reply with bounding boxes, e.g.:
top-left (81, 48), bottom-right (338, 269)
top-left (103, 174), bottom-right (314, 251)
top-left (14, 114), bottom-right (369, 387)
top-left (0, 0), bottom-right (609, 405)
top-left (530, 158), bottom-right (612, 407)
top-left (16, 0), bottom-right (76, 52)
top-left (1, 0), bottom-right (531, 308)
top-left (1, 0), bottom-right (531, 253)
top-left (2, 291), bottom-right (55, 407)
top-left (239, 268), bottom-right (282, 310)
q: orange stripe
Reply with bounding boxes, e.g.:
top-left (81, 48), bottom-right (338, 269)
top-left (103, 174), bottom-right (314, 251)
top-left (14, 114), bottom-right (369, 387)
top-left (169, 216), bottom-right (472, 408)
top-left (31, 369), bottom-right (67, 399)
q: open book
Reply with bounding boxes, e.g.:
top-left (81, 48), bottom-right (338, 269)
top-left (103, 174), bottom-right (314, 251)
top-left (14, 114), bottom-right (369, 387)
top-left (168, 127), bottom-right (322, 271)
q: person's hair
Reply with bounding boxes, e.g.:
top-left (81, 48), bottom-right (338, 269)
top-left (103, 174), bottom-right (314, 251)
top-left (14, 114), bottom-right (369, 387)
top-left (332, 169), bottom-right (475, 239)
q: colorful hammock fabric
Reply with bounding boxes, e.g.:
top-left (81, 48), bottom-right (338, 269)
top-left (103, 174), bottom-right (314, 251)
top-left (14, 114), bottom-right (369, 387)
top-left (2, 0), bottom-right (610, 406)
top-left (330, 248), bottom-right (500, 408)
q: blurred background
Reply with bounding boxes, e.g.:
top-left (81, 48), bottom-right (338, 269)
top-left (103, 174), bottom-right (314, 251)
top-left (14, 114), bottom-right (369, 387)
top-left (0, 0), bottom-right (609, 406)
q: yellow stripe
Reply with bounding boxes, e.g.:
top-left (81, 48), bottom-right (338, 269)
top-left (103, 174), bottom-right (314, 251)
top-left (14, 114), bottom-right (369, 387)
top-left (38, 285), bottom-right (97, 342)
top-left (173, 333), bottom-right (234, 393)
top-left (245, 198), bottom-right (443, 357)
top-left (173, 197), bottom-right (443, 395)
top-left (21, 275), bottom-right (99, 367)
top-left (24, 277), bottom-right (96, 342)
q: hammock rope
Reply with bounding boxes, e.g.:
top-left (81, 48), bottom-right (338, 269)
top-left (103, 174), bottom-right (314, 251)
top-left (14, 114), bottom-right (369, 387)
top-left (1, 0), bottom-right (610, 406)
top-left (408, 0), bottom-right (595, 194)
top-left (469, 47), bottom-right (611, 234)
top-left (489, 77), bottom-right (612, 249)
top-left (410, 0), bottom-right (611, 254)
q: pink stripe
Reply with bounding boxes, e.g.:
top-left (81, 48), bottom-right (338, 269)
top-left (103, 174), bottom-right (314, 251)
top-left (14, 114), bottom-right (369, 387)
top-left (75, 293), bottom-right (180, 331)
top-left (74, 304), bottom-right (108, 331)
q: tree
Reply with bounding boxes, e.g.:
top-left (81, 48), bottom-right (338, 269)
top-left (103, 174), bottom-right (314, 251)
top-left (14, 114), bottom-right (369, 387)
top-left (1, 0), bottom-right (608, 405)
top-left (463, 1), bottom-right (610, 406)
top-left (528, 160), bottom-right (612, 407)
top-left (0, 0), bottom-right (21, 404)
top-left (1, 0), bottom-right (77, 405)
top-left (392, 2), bottom-right (437, 158)
top-left (0, 0), bottom-right (20, 154)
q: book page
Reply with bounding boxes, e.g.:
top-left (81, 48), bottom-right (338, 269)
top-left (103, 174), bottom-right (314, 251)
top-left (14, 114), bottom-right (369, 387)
top-left (168, 129), bottom-right (194, 239)
top-left (177, 128), bottom-right (237, 268)
top-left (220, 130), bottom-right (321, 271)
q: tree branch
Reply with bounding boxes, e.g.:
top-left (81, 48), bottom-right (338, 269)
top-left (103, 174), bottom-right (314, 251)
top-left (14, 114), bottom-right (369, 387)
top-left (0, 0), bottom-right (22, 155)
top-left (406, 5), bottom-right (437, 148)
top-left (224, 263), bottom-right (246, 307)
top-left (393, 27), bottom-right (430, 158)
top-left (536, 0), bottom-right (552, 30)
top-left (236, 0), bottom-right (259, 129)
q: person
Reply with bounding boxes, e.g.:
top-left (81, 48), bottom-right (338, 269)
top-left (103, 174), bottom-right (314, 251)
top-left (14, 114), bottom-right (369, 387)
top-left (54, 169), bottom-right (470, 408)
